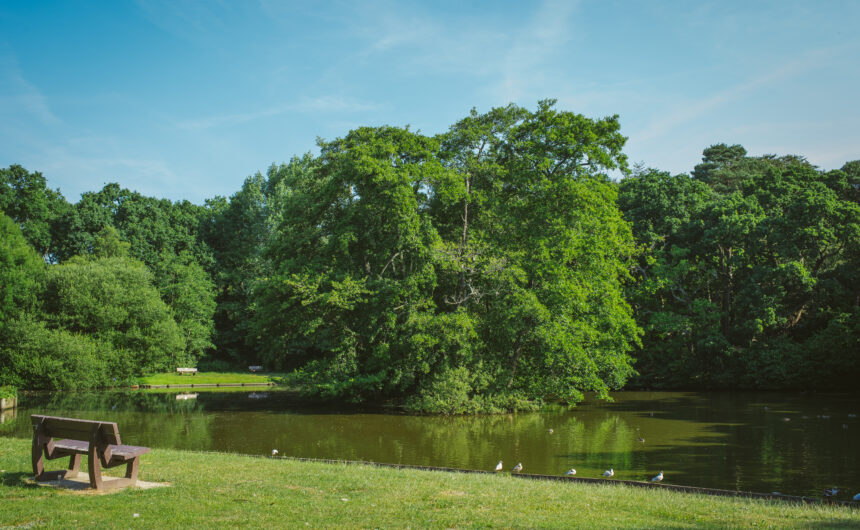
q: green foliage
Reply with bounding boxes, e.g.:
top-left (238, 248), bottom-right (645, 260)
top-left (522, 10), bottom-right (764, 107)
top-left (0, 212), bottom-right (44, 323)
top-left (0, 385), bottom-right (15, 399)
top-left (0, 317), bottom-right (116, 390)
top-left (50, 183), bottom-right (217, 364)
top-left (0, 164), bottom-right (70, 258)
top-left (621, 150), bottom-right (860, 389)
top-left (42, 243), bottom-right (186, 377)
top-left (152, 251), bottom-right (216, 362)
top-left (256, 102), bottom-right (640, 411)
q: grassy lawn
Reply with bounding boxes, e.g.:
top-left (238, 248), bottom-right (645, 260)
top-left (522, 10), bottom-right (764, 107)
top-left (1, 437), bottom-right (858, 528)
top-left (137, 371), bottom-right (286, 386)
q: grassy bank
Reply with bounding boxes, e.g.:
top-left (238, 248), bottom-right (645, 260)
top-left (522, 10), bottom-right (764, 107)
top-left (137, 371), bottom-right (285, 386)
top-left (1, 438), bottom-right (858, 528)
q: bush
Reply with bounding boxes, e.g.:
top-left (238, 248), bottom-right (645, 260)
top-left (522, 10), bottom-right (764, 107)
top-left (0, 385), bottom-right (16, 399)
top-left (0, 317), bottom-right (118, 390)
top-left (404, 366), bottom-right (543, 414)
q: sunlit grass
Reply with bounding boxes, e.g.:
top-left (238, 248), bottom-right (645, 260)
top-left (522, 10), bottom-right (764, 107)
top-left (137, 371), bottom-right (286, 386)
top-left (1, 437), bottom-right (857, 528)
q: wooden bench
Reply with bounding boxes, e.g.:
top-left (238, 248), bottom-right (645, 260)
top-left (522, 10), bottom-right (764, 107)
top-left (248, 365), bottom-right (263, 372)
top-left (31, 414), bottom-right (151, 490)
top-left (176, 367), bottom-right (197, 375)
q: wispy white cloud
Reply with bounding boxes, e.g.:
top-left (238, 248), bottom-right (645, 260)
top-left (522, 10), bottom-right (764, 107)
top-left (495, 0), bottom-right (580, 102)
top-left (134, 0), bottom-right (231, 46)
top-left (176, 95), bottom-right (382, 130)
top-left (343, 0), bottom-right (581, 104)
top-left (0, 54), bottom-right (61, 125)
top-left (633, 46), bottom-right (845, 143)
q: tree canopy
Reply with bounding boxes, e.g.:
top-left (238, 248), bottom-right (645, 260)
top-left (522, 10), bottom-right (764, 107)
top-left (1, 103), bottom-right (858, 406)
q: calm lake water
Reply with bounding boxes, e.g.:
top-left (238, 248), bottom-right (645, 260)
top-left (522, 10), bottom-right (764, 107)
top-left (3, 389), bottom-right (858, 498)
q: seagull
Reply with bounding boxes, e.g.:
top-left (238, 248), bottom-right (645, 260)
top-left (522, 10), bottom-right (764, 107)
top-left (548, 428), bottom-right (554, 434)
top-left (824, 487), bottom-right (839, 497)
top-left (565, 468), bottom-right (576, 476)
top-left (271, 449), bottom-right (278, 456)
top-left (637, 437), bottom-right (645, 443)
top-left (495, 461), bottom-right (503, 472)
top-left (651, 471), bottom-right (663, 482)
top-left (602, 468), bottom-right (614, 478)
top-left (512, 463), bottom-right (523, 473)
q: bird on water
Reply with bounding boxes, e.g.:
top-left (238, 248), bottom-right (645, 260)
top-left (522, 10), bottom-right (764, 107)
top-left (495, 461), bottom-right (503, 471)
top-left (602, 468), bottom-right (614, 478)
top-left (512, 463), bottom-right (523, 473)
top-left (824, 487), bottom-right (839, 498)
top-left (565, 468), bottom-right (576, 476)
top-left (651, 471), bottom-right (663, 482)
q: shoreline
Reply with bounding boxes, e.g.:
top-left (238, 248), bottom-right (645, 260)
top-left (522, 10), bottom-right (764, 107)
top-left (1, 437), bottom-right (858, 528)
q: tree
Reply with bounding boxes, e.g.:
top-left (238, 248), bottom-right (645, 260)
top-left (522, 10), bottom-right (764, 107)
top-left (42, 230), bottom-right (186, 377)
top-left (0, 211), bottom-right (44, 323)
top-left (152, 251), bottom-right (216, 363)
top-left (255, 102), bottom-right (641, 411)
top-left (0, 165), bottom-right (70, 259)
top-left (621, 148), bottom-right (860, 389)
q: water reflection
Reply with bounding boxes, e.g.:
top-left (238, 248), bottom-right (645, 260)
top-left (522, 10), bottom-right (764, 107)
top-left (3, 389), bottom-right (858, 498)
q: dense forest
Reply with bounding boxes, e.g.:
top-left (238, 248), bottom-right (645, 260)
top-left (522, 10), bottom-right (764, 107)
top-left (1, 101), bottom-right (858, 412)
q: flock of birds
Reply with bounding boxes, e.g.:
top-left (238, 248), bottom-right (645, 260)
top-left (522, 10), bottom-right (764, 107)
top-left (269, 416), bottom-right (860, 501)
top-left (493, 460), bottom-right (663, 483)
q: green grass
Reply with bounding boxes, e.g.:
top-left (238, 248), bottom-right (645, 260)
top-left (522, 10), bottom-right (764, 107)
top-left (137, 371), bottom-right (285, 386)
top-left (1, 437), bottom-right (858, 528)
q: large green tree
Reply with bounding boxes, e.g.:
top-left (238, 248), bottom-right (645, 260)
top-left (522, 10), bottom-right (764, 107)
top-left (0, 165), bottom-right (70, 259)
top-left (0, 211), bottom-right (44, 323)
top-left (42, 228), bottom-right (186, 377)
top-left (621, 148), bottom-right (860, 389)
top-left (256, 102), bottom-right (641, 411)
top-left (53, 185), bottom-right (217, 363)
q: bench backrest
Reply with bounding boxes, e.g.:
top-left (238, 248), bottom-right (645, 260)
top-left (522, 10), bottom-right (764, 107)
top-left (31, 415), bottom-right (121, 445)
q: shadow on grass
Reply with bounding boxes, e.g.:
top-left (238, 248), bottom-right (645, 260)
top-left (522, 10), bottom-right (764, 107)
top-left (0, 471), bottom-right (36, 488)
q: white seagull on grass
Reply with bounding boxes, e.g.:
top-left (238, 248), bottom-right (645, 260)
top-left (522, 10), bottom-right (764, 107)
top-left (512, 463), bottom-right (523, 473)
top-left (602, 468), bottom-right (614, 478)
top-left (271, 449), bottom-right (278, 456)
top-left (565, 468), bottom-right (576, 476)
top-left (495, 461), bottom-right (503, 471)
top-left (651, 471), bottom-right (663, 482)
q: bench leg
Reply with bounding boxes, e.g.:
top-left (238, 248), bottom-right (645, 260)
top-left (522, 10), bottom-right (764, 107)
top-left (31, 434), bottom-right (44, 478)
top-left (32, 433), bottom-right (68, 481)
top-left (88, 448), bottom-right (103, 490)
top-left (125, 456), bottom-right (140, 483)
top-left (67, 453), bottom-right (81, 478)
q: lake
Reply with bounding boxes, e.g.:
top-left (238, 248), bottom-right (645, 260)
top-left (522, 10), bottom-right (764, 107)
top-left (2, 389), bottom-right (857, 498)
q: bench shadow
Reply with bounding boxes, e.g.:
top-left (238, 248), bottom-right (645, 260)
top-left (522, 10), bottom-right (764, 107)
top-left (0, 471), bottom-right (37, 487)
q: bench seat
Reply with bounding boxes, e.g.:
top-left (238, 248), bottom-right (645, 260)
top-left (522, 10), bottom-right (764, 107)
top-left (53, 439), bottom-right (151, 460)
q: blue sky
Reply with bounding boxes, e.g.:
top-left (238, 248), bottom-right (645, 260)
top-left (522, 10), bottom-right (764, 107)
top-left (1, 1), bottom-right (858, 204)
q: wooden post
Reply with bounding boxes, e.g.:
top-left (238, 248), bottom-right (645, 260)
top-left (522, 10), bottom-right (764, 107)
top-left (87, 425), bottom-right (103, 490)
